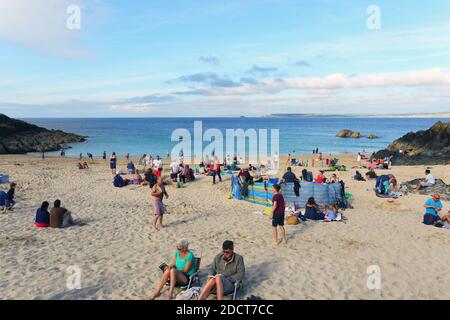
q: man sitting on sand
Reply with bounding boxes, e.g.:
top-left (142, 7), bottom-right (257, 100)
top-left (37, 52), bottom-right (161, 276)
top-left (423, 193), bottom-right (442, 226)
top-left (127, 161), bottom-right (136, 174)
top-left (49, 199), bottom-right (76, 228)
top-left (198, 240), bottom-right (245, 300)
top-left (415, 169), bottom-right (436, 191)
top-left (113, 171), bottom-right (129, 188)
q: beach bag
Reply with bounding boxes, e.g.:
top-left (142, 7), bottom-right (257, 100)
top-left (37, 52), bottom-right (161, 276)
top-left (287, 215), bottom-right (299, 225)
top-left (175, 287), bottom-right (201, 300)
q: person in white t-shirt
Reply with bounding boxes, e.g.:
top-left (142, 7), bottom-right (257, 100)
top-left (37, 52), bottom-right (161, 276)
top-left (415, 169), bottom-right (436, 191)
top-left (153, 156), bottom-right (163, 171)
top-left (357, 153), bottom-right (362, 166)
top-left (170, 160), bottom-right (180, 182)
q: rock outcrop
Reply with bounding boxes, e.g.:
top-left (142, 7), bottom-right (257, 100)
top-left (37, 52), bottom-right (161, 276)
top-left (0, 114), bottom-right (86, 154)
top-left (400, 179), bottom-right (450, 201)
top-left (367, 134), bottom-right (379, 139)
top-left (336, 129), bottom-right (361, 138)
top-left (372, 121), bottom-right (450, 165)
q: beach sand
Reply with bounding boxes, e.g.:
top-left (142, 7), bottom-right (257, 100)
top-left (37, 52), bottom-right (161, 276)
top-left (0, 154), bottom-right (449, 300)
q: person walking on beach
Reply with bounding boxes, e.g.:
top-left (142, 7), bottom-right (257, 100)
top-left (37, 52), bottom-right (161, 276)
top-left (103, 151), bottom-right (106, 160)
top-left (357, 152), bottom-right (362, 167)
top-left (212, 157), bottom-right (222, 184)
top-left (271, 184), bottom-right (287, 245)
top-left (125, 153), bottom-right (130, 161)
top-left (151, 176), bottom-right (169, 231)
top-left (110, 152), bottom-right (117, 174)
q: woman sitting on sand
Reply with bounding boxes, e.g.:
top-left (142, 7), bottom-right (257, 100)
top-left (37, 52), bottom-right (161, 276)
top-left (314, 171), bottom-right (326, 184)
top-left (133, 169), bottom-right (143, 185)
top-left (149, 239), bottom-right (195, 300)
top-left (304, 197), bottom-right (325, 220)
top-left (35, 201), bottom-right (50, 228)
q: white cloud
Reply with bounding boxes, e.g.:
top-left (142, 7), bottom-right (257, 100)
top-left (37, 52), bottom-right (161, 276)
top-left (0, 0), bottom-right (105, 58)
top-left (111, 103), bottom-right (154, 113)
top-left (198, 68), bottom-right (450, 96)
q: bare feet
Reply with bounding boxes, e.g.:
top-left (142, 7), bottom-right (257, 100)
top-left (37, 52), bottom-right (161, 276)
top-left (149, 292), bottom-right (161, 300)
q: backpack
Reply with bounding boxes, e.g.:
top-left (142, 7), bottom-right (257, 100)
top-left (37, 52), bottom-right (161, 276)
top-left (375, 175), bottom-right (390, 194)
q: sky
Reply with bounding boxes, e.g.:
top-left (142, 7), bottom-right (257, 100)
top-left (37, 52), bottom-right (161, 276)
top-left (1, 0), bottom-right (450, 117)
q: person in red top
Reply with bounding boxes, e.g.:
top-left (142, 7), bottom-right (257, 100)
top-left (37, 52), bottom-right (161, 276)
top-left (271, 184), bottom-right (286, 246)
top-left (314, 170), bottom-right (326, 184)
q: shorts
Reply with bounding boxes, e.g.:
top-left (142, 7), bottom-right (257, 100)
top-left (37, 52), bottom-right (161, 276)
top-left (272, 213), bottom-right (285, 227)
top-left (152, 199), bottom-right (165, 215)
top-left (423, 214), bottom-right (440, 225)
top-left (110, 164), bottom-right (116, 169)
top-left (420, 182), bottom-right (434, 188)
top-left (212, 276), bottom-right (235, 295)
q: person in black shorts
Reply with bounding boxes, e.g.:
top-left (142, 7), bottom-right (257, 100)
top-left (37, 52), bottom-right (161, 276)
top-left (271, 184), bottom-right (286, 245)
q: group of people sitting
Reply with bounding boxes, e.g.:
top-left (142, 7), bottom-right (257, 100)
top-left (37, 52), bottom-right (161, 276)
top-left (281, 167), bottom-right (340, 185)
top-left (149, 240), bottom-right (245, 300)
top-left (302, 197), bottom-right (342, 222)
top-left (0, 182), bottom-right (16, 213)
top-left (367, 157), bottom-right (392, 170)
top-left (170, 160), bottom-right (196, 184)
top-left (34, 199), bottom-right (77, 228)
top-left (114, 167), bottom-right (160, 188)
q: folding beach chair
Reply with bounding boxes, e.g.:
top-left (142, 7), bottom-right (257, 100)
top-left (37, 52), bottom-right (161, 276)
top-left (226, 280), bottom-right (243, 300)
top-left (163, 255), bottom-right (202, 290)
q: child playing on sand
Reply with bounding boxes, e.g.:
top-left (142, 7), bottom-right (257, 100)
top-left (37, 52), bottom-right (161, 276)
top-left (324, 204), bottom-right (338, 222)
top-left (151, 176), bottom-right (169, 231)
top-left (271, 184), bottom-right (286, 245)
top-left (2, 182), bottom-right (16, 213)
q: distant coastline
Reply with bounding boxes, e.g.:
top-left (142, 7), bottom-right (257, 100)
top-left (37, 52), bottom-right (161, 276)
top-left (267, 112), bottom-right (450, 118)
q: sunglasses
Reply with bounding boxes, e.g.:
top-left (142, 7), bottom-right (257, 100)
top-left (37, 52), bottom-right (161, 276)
top-left (223, 250), bottom-right (233, 255)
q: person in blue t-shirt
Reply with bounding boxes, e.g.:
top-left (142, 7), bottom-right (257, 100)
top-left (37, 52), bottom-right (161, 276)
top-left (423, 193), bottom-right (443, 225)
top-left (281, 167), bottom-right (298, 183)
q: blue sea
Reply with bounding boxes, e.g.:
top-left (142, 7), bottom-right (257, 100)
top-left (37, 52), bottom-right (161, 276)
top-left (24, 117), bottom-right (447, 157)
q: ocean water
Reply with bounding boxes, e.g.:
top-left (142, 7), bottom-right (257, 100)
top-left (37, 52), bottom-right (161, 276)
top-left (24, 117), bottom-right (447, 158)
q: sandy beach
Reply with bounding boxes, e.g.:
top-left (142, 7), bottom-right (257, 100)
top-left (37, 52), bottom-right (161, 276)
top-left (0, 154), bottom-right (449, 300)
